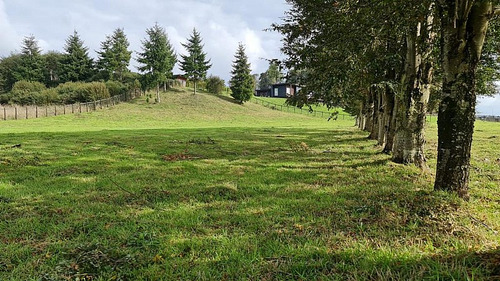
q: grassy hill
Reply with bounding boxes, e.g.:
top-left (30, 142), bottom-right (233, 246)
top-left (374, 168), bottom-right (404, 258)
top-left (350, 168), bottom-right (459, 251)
top-left (0, 88), bottom-right (499, 280)
top-left (0, 88), bottom-right (345, 134)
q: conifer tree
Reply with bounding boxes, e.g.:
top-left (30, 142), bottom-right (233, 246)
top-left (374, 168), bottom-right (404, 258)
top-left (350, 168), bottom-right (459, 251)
top-left (60, 31), bottom-right (94, 82)
top-left (179, 28), bottom-right (211, 94)
top-left (137, 23), bottom-right (176, 103)
top-left (13, 35), bottom-right (45, 83)
top-left (97, 28), bottom-right (132, 81)
top-left (229, 43), bottom-right (253, 104)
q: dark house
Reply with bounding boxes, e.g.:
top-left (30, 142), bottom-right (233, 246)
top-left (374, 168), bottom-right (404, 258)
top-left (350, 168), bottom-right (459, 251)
top-left (255, 83), bottom-right (299, 98)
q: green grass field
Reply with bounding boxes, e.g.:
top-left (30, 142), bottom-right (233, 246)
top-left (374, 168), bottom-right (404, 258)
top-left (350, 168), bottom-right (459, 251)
top-left (0, 88), bottom-right (499, 280)
top-left (253, 96), bottom-right (346, 114)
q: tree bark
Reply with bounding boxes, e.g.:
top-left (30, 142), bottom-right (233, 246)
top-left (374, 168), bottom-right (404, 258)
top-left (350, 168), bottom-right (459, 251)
top-left (434, 1), bottom-right (493, 199)
top-left (392, 22), bottom-right (433, 169)
top-left (368, 86), bottom-right (379, 140)
top-left (377, 85), bottom-right (386, 146)
top-left (156, 83), bottom-right (161, 103)
top-left (383, 84), bottom-right (396, 154)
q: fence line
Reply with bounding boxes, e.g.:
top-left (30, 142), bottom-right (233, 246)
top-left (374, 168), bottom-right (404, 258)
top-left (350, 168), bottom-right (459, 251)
top-left (253, 97), bottom-right (354, 120)
top-left (0, 91), bottom-right (142, 121)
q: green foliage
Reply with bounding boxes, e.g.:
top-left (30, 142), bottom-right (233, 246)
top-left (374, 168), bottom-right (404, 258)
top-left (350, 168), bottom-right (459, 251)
top-left (11, 80), bottom-right (46, 95)
top-left (55, 82), bottom-right (110, 104)
top-left (7, 80), bottom-right (60, 105)
top-left (0, 54), bottom-right (23, 93)
top-left (137, 23), bottom-right (177, 93)
top-left (105, 80), bottom-right (128, 96)
top-left (77, 82), bottom-right (110, 102)
top-left (205, 75), bottom-right (225, 95)
top-left (229, 43), bottom-right (254, 104)
top-left (43, 51), bottom-right (64, 87)
top-left (60, 31), bottom-right (95, 83)
top-left (13, 35), bottom-right (46, 83)
top-left (179, 28), bottom-right (212, 93)
top-left (97, 28), bottom-right (132, 82)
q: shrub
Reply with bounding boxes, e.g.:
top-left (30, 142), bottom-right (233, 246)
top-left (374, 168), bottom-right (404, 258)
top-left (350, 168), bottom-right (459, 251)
top-left (11, 80), bottom-right (46, 95)
top-left (56, 82), bottom-right (86, 104)
top-left (77, 82), bottom-right (110, 102)
top-left (56, 82), bottom-right (110, 103)
top-left (206, 76), bottom-right (225, 95)
top-left (38, 88), bottom-right (60, 105)
top-left (9, 81), bottom-right (47, 105)
top-left (105, 81), bottom-right (128, 97)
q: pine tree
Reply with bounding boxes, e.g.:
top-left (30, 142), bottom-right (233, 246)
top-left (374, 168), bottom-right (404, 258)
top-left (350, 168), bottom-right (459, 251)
top-left (13, 35), bottom-right (45, 83)
top-left (137, 23), bottom-right (176, 103)
top-left (179, 28), bottom-right (211, 94)
top-left (229, 43), bottom-right (253, 104)
top-left (60, 31), bottom-right (94, 82)
top-left (97, 28), bottom-right (132, 81)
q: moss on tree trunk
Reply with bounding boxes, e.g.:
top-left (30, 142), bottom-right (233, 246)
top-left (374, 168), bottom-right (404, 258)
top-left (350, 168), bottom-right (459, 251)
top-left (434, 1), bottom-right (493, 199)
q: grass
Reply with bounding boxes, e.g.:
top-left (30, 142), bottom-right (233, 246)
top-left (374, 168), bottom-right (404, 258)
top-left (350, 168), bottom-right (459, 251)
top-left (0, 88), bottom-right (499, 280)
top-left (253, 96), bottom-right (347, 114)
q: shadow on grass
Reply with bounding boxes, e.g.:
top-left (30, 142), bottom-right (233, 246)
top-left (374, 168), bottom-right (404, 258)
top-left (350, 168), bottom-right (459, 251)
top-left (0, 126), bottom-right (498, 280)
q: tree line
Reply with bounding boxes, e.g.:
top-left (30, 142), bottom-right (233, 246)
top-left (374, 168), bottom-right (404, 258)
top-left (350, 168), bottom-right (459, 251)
top-left (0, 23), bottom-right (256, 105)
top-left (275, 0), bottom-right (500, 199)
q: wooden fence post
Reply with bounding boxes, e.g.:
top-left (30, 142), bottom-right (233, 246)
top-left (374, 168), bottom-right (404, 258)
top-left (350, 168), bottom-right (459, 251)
top-left (15, 107), bottom-right (17, 120)
top-left (36, 106), bottom-right (38, 118)
top-left (55, 106), bottom-right (57, 116)
top-left (45, 106), bottom-right (48, 117)
top-left (3, 107), bottom-right (6, 120)
top-left (26, 107), bottom-right (28, 119)
top-left (79, 103), bottom-right (82, 113)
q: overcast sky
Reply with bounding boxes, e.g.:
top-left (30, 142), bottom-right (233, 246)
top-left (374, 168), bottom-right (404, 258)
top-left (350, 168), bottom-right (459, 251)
top-left (1, 0), bottom-right (499, 115)
top-left (0, 0), bottom-right (288, 81)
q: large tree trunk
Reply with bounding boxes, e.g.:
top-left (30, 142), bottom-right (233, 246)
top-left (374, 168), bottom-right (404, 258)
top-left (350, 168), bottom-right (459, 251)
top-left (156, 83), bottom-right (161, 103)
top-left (363, 92), bottom-right (373, 133)
top-left (434, 2), bottom-right (493, 199)
top-left (383, 84), bottom-right (396, 154)
top-left (377, 85), bottom-right (386, 146)
top-left (392, 23), bottom-right (433, 169)
top-left (368, 86), bottom-right (379, 140)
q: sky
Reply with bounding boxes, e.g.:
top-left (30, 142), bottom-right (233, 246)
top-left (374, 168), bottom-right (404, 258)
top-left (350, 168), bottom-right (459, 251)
top-left (1, 0), bottom-right (499, 115)
top-left (0, 0), bottom-right (289, 81)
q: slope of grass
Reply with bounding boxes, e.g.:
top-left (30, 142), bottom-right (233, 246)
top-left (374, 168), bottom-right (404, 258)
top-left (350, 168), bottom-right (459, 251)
top-left (0, 88), bottom-right (499, 280)
top-left (254, 96), bottom-right (348, 114)
top-left (0, 89), bottom-right (341, 134)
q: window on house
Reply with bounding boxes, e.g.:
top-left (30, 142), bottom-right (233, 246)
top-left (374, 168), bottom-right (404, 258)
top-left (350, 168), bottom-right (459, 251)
top-left (274, 88), bottom-right (279, 97)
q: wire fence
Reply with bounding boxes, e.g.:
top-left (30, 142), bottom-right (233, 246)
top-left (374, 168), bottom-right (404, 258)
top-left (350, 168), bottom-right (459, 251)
top-left (0, 91), bottom-right (142, 121)
top-left (252, 97), bottom-right (354, 120)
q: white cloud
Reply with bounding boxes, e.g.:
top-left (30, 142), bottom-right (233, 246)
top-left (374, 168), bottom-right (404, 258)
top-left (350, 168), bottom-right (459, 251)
top-left (0, 0), bottom-right (20, 55)
top-left (0, 0), bottom-right (286, 80)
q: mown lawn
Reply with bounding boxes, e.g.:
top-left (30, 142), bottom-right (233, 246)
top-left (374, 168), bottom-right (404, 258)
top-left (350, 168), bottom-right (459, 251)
top-left (0, 89), bottom-right (499, 280)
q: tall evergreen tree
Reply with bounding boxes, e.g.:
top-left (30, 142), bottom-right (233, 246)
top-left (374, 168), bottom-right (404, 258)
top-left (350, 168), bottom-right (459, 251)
top-left (179, 28), bottom-right (212, 94)
top-left (137, 23), bottom-right (176, 103)
top-left (43, 51), bottom-right (64, 87)
top-left (13, 35), bottom-right (45, 83)
top-left (229, 43), bottom-right (254, 104)
top-left (60, 31), bottom-right (94, 82)
top-left (97, 28), bottom-right (132, 81)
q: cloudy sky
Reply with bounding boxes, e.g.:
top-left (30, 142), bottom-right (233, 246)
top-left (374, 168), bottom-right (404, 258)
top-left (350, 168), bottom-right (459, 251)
top-left (0, 0), bottom-right (288, 80)
top-left (1, 0), bottom-right (499, 115)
